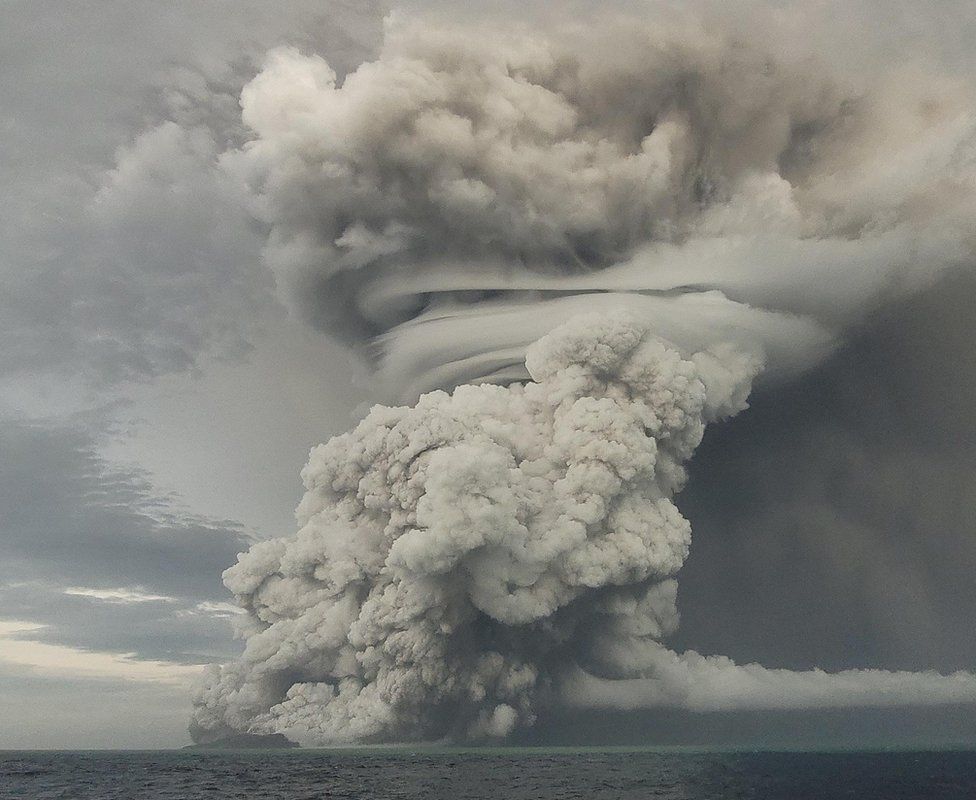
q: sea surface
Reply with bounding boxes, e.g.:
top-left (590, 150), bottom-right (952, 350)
top-left (3, 748), bottom-right (976, 799)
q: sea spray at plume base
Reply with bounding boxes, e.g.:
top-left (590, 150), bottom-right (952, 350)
top-left (563, 642), bottom-right (976, 713)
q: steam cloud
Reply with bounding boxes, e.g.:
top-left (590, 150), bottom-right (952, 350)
top-left (192, 10), bottom-right (976, 744)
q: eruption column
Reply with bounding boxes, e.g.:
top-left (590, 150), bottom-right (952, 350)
top-left (192, 10), bottom-right (976, 743)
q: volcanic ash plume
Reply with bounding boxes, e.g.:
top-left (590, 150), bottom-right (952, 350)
top-left (190, 313), bottom-right (976, 745)
top-left (191, 313), bottom-right (763, 744)
top-left (192, 11), bottom-right (976, 743)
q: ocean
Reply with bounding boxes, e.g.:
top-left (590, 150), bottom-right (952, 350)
top-left (3, 748), bottom-right (976, 799)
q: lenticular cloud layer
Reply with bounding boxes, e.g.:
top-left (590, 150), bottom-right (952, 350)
top-left (191, 9), bottom-right (976, 744)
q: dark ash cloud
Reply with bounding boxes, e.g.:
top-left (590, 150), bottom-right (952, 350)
top-left (676, 271), bottom-right (976, 674)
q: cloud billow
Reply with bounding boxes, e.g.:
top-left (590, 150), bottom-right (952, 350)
top-left (231, 11), bottom-right (975, 401)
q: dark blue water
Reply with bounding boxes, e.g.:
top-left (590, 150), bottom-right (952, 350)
top-left (2, 748), bottom-right (976, 799)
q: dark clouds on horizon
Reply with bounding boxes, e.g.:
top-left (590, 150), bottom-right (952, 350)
top-left (0, 415), bottom-right (249, 663)
top-left (2, 0), bottom-right (976, 747)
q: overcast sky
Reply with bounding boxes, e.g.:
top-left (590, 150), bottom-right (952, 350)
top-left (3, 0), bottom-right (976, 749)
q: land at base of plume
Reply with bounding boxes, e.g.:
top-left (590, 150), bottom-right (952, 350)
top-left (4, 749), bottom-right (976, 800)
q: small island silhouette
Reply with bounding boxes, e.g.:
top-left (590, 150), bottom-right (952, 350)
top-left (183, 733), bottom-right (298, 750)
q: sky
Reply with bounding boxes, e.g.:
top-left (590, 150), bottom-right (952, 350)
top-left (2, 0), bottom-right (976, 749)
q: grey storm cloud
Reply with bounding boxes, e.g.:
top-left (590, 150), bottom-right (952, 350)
top-left (0, 582), bottom-right (241, 666)
top-left (0, 8), bottom-right (382, 752)
top-left (0, 416), bottom-right (249, 663)
top-left (0, 0), bottom-right (381, 388)
top-left (0, 3), bottom-right (383, 744)
top-left (3, 120), bottom-right (267, 384)
top-left (189, 6), bottom-right (976, 745)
